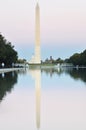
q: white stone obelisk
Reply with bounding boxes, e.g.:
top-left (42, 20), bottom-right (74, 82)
top-left (29, 0), bottom-right (41, 64)
top-left (35, 0), bottom-right (41, 64)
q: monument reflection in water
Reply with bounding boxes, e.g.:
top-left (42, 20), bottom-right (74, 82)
top-left (28, 67), bottom-right (86, 130)
top-left (0, 67), bottom-right (86, 130)
top-left (29, 67), bottom-right (41, 129)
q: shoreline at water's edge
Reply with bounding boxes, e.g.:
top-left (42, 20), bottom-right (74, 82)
top-left (0, 68), bottom-right (24, 74)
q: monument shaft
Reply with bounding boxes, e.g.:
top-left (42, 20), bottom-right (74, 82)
top-left (35, 2), bottom-right (41, 64)
top-left (29, 1), bottom-right (41, 64)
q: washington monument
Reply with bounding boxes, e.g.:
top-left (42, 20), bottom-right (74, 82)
top-left (29, 0), bottom-right (41, 64)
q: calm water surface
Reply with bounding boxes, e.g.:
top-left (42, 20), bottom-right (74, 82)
top-left (0, 67), bottom-right (86, 130)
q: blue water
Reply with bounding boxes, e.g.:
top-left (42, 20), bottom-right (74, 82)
top-left (0, 67), bottom-right (86, 130)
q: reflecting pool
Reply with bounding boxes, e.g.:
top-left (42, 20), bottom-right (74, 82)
top-left (0, 67), bottom-right (86, 130)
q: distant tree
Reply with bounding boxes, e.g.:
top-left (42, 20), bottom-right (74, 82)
top-left (55, 58), bottom-right (63, 64)
top-left (0, 33), bottom-right (18, 67)
top-left (17, 59), bottom-right (27, 64)
top-left (68, 53), bottom-right (80, 65)
top-left (67, 49), bottom-right (86, 66)
top-left (80, 50), bottom-right (86, 65)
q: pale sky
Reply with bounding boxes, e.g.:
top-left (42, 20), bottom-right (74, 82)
top-left (0, 0), bottom-right (86, 60)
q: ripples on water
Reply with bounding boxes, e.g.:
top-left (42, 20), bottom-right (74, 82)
top-left (0, 67), bottom-right (86, 130)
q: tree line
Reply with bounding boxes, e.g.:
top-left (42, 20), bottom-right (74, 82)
top-left (43, 49), bottom-right (86, 66)
top-left (66, 49), bottom-right (86, 66)
top-left (0, 33), bottom-right (18, 67)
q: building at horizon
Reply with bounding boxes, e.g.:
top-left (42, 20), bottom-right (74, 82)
top-left (29, 0), bottom-right (41, 64)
